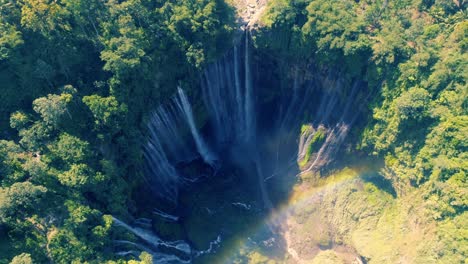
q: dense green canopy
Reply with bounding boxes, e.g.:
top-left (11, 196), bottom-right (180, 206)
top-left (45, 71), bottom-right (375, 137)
top-left (0, 0), bottom-right (234, 263)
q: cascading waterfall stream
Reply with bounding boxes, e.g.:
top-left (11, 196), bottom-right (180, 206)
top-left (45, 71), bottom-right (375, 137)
top-left (112, 217), bottom-right (190, 253)
top-left (143, 136), bottom-right (179, 202)
top-left (153, 209), bottom-right (179, 222)
top-left (113, 217), bottom-right (223, 263)
top-left (234, 45), bottom-right (244, 132)
top-left (144, 87), bottom-right (218, 202)
top-left (138, 28), bottom-right (366, 262)
top-left (176, 87), bottom-right (216, 165)
top-left (200, 31), bottom-right (271, 211)
top-left (244, 31), bottom-right (254, 142)
top-left (302, 80), bottom-right (362, 173)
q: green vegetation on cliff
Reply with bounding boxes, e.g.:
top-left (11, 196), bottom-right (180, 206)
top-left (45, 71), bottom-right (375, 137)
top-left (0, 0), bottom-right (234, 263)
top-left (257, 0), bottom-right (467, 262)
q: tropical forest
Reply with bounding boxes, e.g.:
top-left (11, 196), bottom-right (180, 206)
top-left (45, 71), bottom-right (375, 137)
top-left (0, 0), bottom-right (466, 263)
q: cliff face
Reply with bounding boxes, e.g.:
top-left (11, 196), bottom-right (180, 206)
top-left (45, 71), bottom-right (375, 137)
top-left (221, 2), bottom-right (462, 263)
top-left (283, 168), bottom-right (440, 264)
top-left (229, 0), bottom-right (269, 28)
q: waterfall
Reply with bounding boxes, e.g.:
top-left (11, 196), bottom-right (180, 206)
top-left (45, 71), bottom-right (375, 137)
top-left (114, 240), bottom-right (189, 264)
top-left (112, 217), bottom-right (191, 263)
top-left (279, 70), bottom-right (300, 130)
top-left (144, 28), bottom-right (364, 200)
top-left (301, 80), bottom-right (362, 173)
top-left (149, 105), bottom-right (193, 162)
top-left (234, 45), bottom-right (244, 131)
top-left (112, 217), bottom-right (221, 264)
top-left (201, 32), bottom-right (255, 146)
top-left (114, 240), bottom-right (156, 255)
top-left (112, 217), bottom-right (165, 247)
top-left (199, 30), bottom-right (274, 220)
top-left (302, 125), bottom-right (340, 173)
top-left (116, 250), bottom-right (140, 257)
top-left (244, 31), bottom-right (254, 142)
top-left (176, 87), bottom-right (216, 165)
top-left (145, 42), bottom-right (260, 201)
top-left (254, 156), bottom-right (273, 210)
top-left (143, 136), bottom-right (179, 202)
top-left (138, 27), bottom-right (368, 262)
top-left (153, 208), bottom-right (179, 222)
top-left (145, 87), bottom-right (217, 202)
top-left (297, 127), bottom-right (317, 162)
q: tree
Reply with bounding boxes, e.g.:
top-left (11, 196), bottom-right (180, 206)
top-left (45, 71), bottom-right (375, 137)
top-left (63, 200), bottom-right (112, 248)
top-left (82, 95), bottom-right (127, 130)
top-left (48, 133), bottom-right (91, 165)
top-left (10, 253), bottom-right (33, 264)
top-left (303, 0), bottom-right (369, 56)
top-left (18, 122), bottom-right (52, 151)
top-left (0, 182), bottom-right (47, 224)
top-left (372, 16), bottom-right (411, 65)
top-left (160, 0), bottom-right (235, 67)
top-left (0, 18), bottom-right (23, 61)
top-left (62, 0), bottom-right (106, 38)
top-left (0, 140), bottom-right (26, 184)
top-left (9, 111), bottom-right (30, 130)
top-left (138, 252), bottom-right (154, 264)
top-left (48, 229), bottom-right (93, 263)
top-left (257, 0), bottom-right (312, 59)
top-left (32, 93), bottom-right (72, 127)
top-left (20, 0), bottom-right (71, 36)
top-left (100, 10), bottom-right (149, 81)
top-left (395, 87), bottom-right (431, 120)
top-left (57, 163), bottom-right (95, 189)
top-left (100, 22), bottom-right (147, 76)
